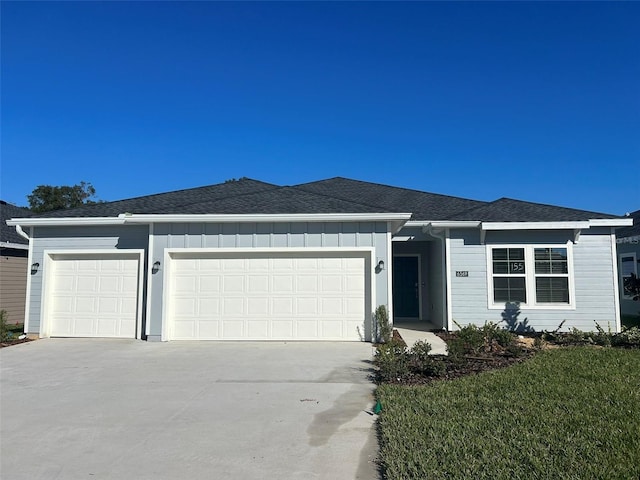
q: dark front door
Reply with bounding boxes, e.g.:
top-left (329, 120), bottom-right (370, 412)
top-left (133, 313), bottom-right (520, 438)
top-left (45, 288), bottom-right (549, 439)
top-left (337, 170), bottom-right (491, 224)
top-left (393, 256), bottom-right (420, 318)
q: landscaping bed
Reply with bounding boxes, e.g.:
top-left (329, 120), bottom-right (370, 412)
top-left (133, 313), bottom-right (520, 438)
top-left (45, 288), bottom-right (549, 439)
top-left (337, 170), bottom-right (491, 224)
top-left (373, 320), bottom-right (640, 479)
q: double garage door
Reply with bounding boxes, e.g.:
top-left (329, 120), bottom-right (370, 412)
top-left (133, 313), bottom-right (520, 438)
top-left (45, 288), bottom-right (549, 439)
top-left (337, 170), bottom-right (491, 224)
top-left (167, 250), bottom-right (371, 341)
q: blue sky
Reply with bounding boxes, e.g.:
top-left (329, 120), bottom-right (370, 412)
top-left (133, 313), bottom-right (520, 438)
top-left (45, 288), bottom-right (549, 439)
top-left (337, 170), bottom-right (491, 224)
top-left (1, 1), bottom-right (638, 214)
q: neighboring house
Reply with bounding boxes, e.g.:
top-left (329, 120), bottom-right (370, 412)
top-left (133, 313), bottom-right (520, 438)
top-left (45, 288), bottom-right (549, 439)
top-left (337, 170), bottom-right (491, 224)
top-left (1, 201), bottom-right (33, 325)
top-left (5, 177), bottom-right (632, 341)
top-left (616, 209), bottom-right (640, 321)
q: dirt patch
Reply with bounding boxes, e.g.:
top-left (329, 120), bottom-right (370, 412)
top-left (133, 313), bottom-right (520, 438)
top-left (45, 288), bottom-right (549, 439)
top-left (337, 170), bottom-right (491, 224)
top-left (0, 338), bottom-right (34, 348)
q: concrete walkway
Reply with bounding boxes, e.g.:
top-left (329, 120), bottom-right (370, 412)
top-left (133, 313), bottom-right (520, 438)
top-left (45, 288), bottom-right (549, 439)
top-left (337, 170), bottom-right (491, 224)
top-left (393, 322), bottom-right (448, 355)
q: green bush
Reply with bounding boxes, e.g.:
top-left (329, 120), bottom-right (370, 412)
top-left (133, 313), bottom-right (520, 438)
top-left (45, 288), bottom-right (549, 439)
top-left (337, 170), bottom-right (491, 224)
top-left (375, 338), bottom-right (409, 382)
top-left (612, 326), bottom-right (640, 348)
top-left (450, 321), bottom-right (519, 356)
top-left (374, 305), bottom-right (392, 343)
top-left (409, 340), bottom-right (445, 376)
top-left (0, 310), bottom-right (12, 342)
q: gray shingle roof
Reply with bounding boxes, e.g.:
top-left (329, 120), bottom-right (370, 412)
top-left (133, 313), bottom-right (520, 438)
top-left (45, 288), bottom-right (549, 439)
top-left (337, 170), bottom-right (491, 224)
top-left (6, 176), bottom-right (622, 223)
top-left (1, 201), bottom-right (32, 245)
top-left (295, 177), bottom-right (485, 220)
top-left (617, 209), bottom-right (640, 239)
top-left (36, 179), bottom-right (279, 217)
top-left (448, 198), bottom-right (618, 222)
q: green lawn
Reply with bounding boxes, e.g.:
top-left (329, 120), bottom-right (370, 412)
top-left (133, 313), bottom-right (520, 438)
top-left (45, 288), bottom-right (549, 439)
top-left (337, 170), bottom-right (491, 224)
top-left (377, 348), bottom-right (640, 480)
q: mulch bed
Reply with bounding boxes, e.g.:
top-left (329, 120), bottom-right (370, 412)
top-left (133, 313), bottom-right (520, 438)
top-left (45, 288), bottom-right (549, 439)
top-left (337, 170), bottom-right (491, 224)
top-left (383, 331), bottom-right (537, 385)
top-left (0, 338), bottom-right (33, 349)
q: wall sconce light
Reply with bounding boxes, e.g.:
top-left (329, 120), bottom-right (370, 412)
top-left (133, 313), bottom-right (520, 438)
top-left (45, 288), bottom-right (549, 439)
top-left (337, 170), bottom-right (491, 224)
top-left (31, 262), bottom-right (40, 274)
top-left (376, 260), bottom-right (385, 273)
top-left (152, 261), bottom-right (161, 274)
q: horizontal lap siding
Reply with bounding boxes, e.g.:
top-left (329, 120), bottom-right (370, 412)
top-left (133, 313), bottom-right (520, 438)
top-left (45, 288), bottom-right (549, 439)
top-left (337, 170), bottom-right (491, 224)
top-left (27, 226), bottom-right (149, 334)
top-left (449, 229), bottom-right (619, 332)
top-left (0, 256), bottom-right (28, 324)
top-left (148, 222), bottom-right (389, 337)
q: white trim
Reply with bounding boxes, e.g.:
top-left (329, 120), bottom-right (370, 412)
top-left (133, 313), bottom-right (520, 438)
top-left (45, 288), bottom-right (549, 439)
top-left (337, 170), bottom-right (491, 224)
top-left (411, 221), bottom-right (481, 229)
top-left (482, 221), bottom-right (589, 230)
top-left (0, 241), bottom-right (29, 250)
top-left (40, 249), bottom-right (145, 339)
top-left (392, 254), bottom-right (422, 320)
top-left (23, 227), bottom-right (34, 334)
top-left (485, 243), bottom-right (576, 310)
top-left (144, 223), bottom-right (154, 338)
top-left (445, 229), bottom-right (453, 331)
top-left (14, 225), bottom-right (30, 241)
top-left (386, 231), bottom-right (394, 325)
top-left (590, 218), bottom-right (633, 227)
top-left (162, 246), bottom-right (376, 342)
top-left (7, 217), bottom-right (126, 227)
top-left (121, 212), bottom-right (412, 223)
top-left (611, 232), bottom-right (622, 333)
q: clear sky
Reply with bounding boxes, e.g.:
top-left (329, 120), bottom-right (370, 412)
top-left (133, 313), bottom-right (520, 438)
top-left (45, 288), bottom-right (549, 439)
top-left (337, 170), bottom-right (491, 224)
top-left (1, 1), bottom-right (638, 215)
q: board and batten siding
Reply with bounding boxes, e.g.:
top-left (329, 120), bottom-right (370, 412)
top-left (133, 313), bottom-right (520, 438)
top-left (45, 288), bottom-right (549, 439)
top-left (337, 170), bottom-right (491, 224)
top-left (27, 225), bottom-right (149, 335)
top-left (448, 228), bottom-right (619, 332)
top-left (147, 222), bottom-right (390, 338)
top-left (0, 251), bottom-right (28, 325)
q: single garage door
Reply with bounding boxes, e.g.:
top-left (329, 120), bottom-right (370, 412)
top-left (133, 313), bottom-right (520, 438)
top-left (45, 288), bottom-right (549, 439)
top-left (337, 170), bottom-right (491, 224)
top-left (47, 254), bottom-right (140, 337)
top-left (167, 251), bottom-right (371, 341)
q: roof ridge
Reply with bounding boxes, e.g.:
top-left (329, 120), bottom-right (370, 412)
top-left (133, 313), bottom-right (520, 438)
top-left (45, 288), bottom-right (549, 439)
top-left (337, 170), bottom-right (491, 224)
top-left (298, 176), bottom-right (487, 204)
top-left (492, 197), bottom-right (619, 217)
top-left (292, 183), bottom-right (399, 213)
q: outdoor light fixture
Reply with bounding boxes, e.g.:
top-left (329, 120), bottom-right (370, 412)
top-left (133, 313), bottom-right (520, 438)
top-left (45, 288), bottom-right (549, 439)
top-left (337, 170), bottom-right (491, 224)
top-left (31, 262), bottom-right (40, 274)
top-left (152, 261), bottom-right (161, 274)
top-left (376, 260), bottom-right (385, 272)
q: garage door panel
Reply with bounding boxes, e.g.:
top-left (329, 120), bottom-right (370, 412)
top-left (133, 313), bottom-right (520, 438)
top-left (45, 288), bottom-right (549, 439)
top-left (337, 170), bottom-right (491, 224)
top-left (48, 256), bottom-right (139, 338)
top-left (168, 252), bottom-right (369, 341)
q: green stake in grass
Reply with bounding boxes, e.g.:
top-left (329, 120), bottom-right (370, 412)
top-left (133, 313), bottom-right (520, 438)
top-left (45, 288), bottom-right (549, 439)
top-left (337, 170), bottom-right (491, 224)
top-left (373, 400), bottom-right (382, 414)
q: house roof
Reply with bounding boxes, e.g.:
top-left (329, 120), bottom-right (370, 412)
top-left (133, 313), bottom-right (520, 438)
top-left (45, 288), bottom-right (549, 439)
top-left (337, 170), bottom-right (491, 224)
top-left (296, 177), bottom-right (486, 220)
top-left (6, 176), bottom-right (622, 225)
top-left (1, 201), bottom-right (32, 246)
top-left (448, 197), bottom-right (618, 223)
top-left (617, 209), bottom-right (640, 239)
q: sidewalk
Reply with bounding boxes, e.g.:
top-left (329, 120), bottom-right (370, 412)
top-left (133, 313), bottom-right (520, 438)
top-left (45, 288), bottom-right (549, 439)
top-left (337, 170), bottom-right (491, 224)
top-left (393, 322), bottom-right (448, 355)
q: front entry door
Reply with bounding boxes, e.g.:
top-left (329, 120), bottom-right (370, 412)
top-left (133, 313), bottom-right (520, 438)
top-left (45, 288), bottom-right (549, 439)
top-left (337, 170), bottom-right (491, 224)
top-left (393, 256), bottom-right (420, 318)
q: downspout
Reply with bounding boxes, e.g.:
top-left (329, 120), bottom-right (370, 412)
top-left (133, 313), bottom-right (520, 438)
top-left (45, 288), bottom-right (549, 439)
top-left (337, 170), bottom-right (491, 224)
top-left (14, 224), bottom-right (33, 335)
top-left (424, 225), bottom-right (450, 331)
top-left (15, 224), bottom-right (30, 241)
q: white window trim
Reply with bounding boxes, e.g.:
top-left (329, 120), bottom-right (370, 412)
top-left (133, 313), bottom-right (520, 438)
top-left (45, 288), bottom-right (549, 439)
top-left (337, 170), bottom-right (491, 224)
top-left (485, 243), bottom-right (576, 310)
top-left (619, 252), bottom-right (638, 300)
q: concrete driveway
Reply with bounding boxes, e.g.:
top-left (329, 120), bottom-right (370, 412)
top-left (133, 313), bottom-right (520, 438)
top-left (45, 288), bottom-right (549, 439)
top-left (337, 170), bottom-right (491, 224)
top-left (1, 339), bottom-right (379, 480)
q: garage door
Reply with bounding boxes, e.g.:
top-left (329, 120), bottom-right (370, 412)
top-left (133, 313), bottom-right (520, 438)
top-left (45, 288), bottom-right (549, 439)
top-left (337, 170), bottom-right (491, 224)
top-left (167, 251), bottom-right (370, 341)
top-left (48, 254), bottom-right (140, 338)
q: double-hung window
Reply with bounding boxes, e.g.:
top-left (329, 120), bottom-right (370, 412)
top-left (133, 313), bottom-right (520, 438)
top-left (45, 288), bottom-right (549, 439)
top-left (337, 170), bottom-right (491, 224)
top-left (488, 245), bottom-right (574, 308)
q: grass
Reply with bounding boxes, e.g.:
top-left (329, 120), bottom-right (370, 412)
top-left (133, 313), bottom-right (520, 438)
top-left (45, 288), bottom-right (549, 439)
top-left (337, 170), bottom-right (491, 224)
top-left (377, 348), bottom-right (640, 480)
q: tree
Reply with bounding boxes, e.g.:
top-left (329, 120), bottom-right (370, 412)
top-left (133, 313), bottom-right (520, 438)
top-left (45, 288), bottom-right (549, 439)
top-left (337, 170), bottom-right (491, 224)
top-left (27, 181), bottom-right (99, 213)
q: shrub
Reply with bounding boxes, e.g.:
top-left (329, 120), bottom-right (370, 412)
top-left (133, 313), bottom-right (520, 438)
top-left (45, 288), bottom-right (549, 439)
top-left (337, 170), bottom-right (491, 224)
top-left (450, 321), bottom-right (519, 356)
top-left (612, 326), bottom-right (640, 348)
top-left (375, 338), bottom-right (409, 382)
top-left (0, 310), bottom-right (12, 342)
top-left (409, 341), bottom-right (445, 376)
top-left (375, 305), bottom-right (392, 343)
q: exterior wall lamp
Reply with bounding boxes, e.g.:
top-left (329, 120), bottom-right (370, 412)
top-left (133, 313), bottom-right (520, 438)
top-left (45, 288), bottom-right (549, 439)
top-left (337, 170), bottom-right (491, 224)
top-left (376, 260), bottom-right (385, 273)
top-left (152, 261), bottom-right (161, 274)
top-left (31, 262), bottom-right (40, 275)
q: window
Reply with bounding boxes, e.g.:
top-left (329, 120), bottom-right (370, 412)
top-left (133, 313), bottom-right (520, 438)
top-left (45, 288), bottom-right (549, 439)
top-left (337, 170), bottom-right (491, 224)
top-left (620, 253), bottom-right (638, 299)
top-left (488, 245), bottom-right (574, 308)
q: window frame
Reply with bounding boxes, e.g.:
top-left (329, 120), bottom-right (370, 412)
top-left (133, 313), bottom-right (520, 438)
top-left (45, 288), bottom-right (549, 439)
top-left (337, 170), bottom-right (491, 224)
top-left (486, 243), bottom-right (576, 310)
top-left (619, 252), bottom-right (638, 299)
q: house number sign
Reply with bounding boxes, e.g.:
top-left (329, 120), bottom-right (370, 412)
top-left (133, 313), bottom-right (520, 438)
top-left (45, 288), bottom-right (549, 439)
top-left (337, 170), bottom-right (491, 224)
top-left (456, 271), bottom-right (469, 277)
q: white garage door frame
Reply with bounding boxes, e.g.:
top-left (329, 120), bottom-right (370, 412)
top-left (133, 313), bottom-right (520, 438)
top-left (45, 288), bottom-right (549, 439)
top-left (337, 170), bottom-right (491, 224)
top-left (161, 247), bottom-right (377, 341)
top-left (41, 249), bottom-right (145, 339)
